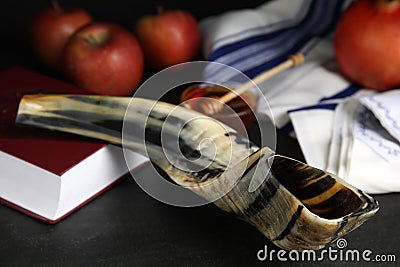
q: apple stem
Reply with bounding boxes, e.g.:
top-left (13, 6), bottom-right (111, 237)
top-left (157, 5), bottom-right (164, 14)
top-left (51, 0), bottom-right (63, 13)
top-left (86, 34), bottom-right (99, 46)
top-left (84, 33), bottom-right (108, 47)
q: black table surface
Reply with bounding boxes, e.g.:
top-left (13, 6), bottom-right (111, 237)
top-left (1, 1), bottom-right (399, 266)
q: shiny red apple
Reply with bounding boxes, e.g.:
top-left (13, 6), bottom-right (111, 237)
top-left (62, 22), bottom-right (144, 96)
top-left (30, 1), bottom-right (92, 70)
top-left (134, 8), bottom-right (201, 69)
top-left (334, 0), bottom-right (400, 91)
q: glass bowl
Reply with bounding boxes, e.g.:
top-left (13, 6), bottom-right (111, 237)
top-left (180, 83), bottom-right (259, 133)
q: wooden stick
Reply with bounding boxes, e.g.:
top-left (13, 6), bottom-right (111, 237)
top-left (218, 53), bottom-right (305, 105)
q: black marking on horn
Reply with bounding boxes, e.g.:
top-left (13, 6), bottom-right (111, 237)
top-left (144, 124), bottom-right (162, 147)
top-left (332, 216), bottom-right (349, 241)
top-left (50, 109), bottom-right (117, 121)
top-left (179, 138), bottom-right (201, 159)
top-left (67, 95), bottom-right (128, 110)
top-left (294, 176), bottom-right (336, 200)
top-left (144, 121), bottom-right (201, 160)
top-left (306, 189), bottom-right (363, 219)
top-left (237, 149), bottom-right (262, 181)
top-left (226, 131), bottom-right (255, 149)
top-left (95, 120), bottom-right (124, 134)
top-left (330, 190), bottom-right (379, 241)
top-left (50, 110), bottom-right (127, 137)
top-left (242, 152), bottom-right (278, 216)
top-left (271, 157), bottom-right (326, 186)
top-left (355, 189), bottom-right (379, 214)
top-left (189, 166), bottom-right (225, 181)
top-left (273, 205), bottom-right (304, 241)
top-left (147, 111), bottom-right (167, 122)
top-left (17, 114), bottom-right (121, 140)
top-left (242, 178), bottom-right (278, 217)
top-left (148, 112), bottom-right (187, 128)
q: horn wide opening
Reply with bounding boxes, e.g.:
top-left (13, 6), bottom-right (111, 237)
top-left (269, 155), bottom-right (363, 219)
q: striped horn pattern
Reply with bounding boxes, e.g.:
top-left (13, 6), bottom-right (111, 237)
top-left (16, 94), bottom-right (378, 250)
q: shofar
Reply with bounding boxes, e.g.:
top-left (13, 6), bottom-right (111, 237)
top-left (16, 94), bottom-right (379, 250)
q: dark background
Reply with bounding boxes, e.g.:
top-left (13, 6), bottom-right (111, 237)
top-left (1, 1), bottom-right (399, 266)
top-left (0, 0), bottom-right (268, 76)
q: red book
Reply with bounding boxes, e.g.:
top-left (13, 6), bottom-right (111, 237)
top-left (0, 67), bottom-right (148, 223)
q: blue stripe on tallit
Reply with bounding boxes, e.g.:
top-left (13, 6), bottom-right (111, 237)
top-left (280, 84), bottom-right (360, 133)
top-left (206, 0), bottom-right (346, 81)
top-left (320, 84), bottom-right (361, 102)
top-left (289, 103), bottom-right (338, 113)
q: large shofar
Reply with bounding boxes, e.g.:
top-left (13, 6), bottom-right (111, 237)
top-left (16, 94), bottom-right (378, 250)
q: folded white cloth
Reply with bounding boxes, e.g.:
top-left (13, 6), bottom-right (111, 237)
top-left (200, 0), bottom-right (400, 194)
top-left (349, 92), bottom-right (400, 193)
top-left (201, 0), bottom-right (353, 129)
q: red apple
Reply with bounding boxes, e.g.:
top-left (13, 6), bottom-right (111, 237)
top-left (134, 8), bottom-right (201, 69)
top-left (334, 0), bottom-right (400, 91)
top-left (30, 1), bottom-right (92, 70)
top-left (62, 22), bottom-right (144, 96)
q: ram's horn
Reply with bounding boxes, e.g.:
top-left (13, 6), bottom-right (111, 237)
top-left (16, 94), bottom-right (379, 250)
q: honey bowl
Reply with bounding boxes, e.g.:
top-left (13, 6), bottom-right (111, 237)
top-left (180, 83), bottom-right (259, 133)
